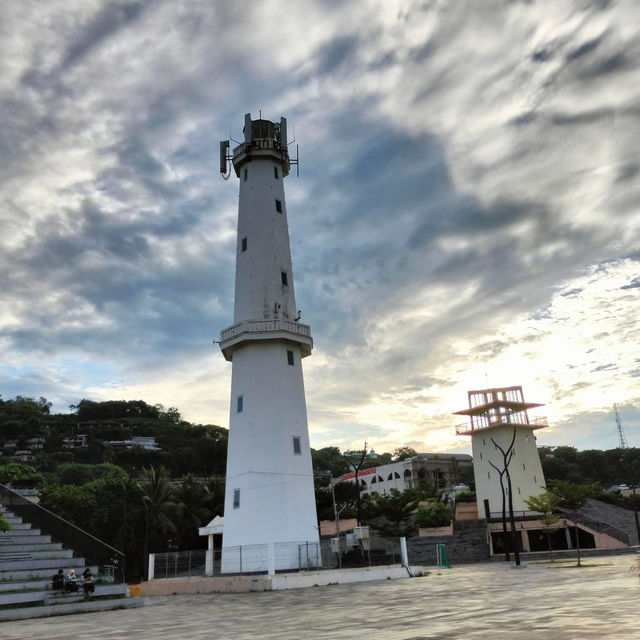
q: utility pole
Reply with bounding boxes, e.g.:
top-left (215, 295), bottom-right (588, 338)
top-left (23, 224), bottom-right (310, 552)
top-left (344, 442), bottom-right (368, 525)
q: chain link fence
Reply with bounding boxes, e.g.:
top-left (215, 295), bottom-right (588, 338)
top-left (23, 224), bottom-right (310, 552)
top-left (149, 536), bottom-right (404, 579)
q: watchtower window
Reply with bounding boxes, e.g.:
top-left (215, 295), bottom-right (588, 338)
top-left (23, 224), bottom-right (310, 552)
top-left (274, 166), bottom-right (279, 179)
top-left (237, 395), bottom-right (243, 413)
top-left (244, 168), bottom-right (248, 181)
top-left (292, 436), bottom-right (301, 455)
top-left (287, 350), bottom-right (294, 366)
top-left (233, 489), bottom-right (240, 509)
top-left (281, 271), bottom-right (288, 286)
top-left (241, 237), bottom-right (247, 252)
top-left (275, 199), bottom-right (282, 213)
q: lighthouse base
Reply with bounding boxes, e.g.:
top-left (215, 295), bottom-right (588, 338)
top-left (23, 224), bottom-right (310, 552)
top-left (221, 540), bottom-right (321, 574)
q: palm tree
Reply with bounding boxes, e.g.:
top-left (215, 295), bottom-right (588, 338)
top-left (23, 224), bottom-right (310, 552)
top-left (174, 474), bottom-right (212, 549)
top-left (138, 465), bottom-right (178, 577)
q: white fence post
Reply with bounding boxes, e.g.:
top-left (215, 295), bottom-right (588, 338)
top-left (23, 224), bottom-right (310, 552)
top-left (148, 553), bottom-right (155, 581)
top-left (206, 549), bottom-right (214, 576)
top-left (267, 543), bottom-right (276, 576)
top-left (400, 537), bottom-right (409, 567)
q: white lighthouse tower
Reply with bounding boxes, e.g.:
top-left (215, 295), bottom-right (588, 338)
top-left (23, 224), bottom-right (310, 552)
top-left (218, 113), bottom-right (319, 572)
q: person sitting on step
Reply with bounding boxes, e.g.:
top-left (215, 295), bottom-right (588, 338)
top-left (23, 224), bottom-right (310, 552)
top-left (51, 569), bottom-right (64, 592)
top-left (82, 568), bottom-right (95, 598)
top-left (65, 569), bottom-right (79, 593)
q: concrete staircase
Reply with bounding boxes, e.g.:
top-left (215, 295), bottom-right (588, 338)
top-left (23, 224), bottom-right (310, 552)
top-left (0, 504), bottom-right (143, 621)
top-left (574, 498), bottom-right (640, 546)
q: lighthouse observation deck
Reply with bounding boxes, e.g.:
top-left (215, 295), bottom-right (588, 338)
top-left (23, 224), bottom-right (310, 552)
top-left (219, 318), bottom-right (313, 361)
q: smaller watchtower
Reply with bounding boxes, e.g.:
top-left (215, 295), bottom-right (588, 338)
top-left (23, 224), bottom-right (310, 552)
top-left (454, 386), bottom-right (547, 518)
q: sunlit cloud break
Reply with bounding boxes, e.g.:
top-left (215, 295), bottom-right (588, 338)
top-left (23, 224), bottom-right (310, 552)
top-left (0, 1), bottom-right (638, 455)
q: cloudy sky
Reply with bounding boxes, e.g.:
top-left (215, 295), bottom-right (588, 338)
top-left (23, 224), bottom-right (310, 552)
top-left (2, 0), bottom-right (639, 455)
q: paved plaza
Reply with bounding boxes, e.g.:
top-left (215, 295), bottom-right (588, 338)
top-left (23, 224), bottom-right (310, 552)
top-left (2, 554), bottom-right (638, 639)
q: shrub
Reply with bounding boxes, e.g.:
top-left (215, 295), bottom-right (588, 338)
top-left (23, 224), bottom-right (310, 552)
top-left (415, 501), bottom-right (453, 528)
top-left (455, 491), bottom-right (476, 503)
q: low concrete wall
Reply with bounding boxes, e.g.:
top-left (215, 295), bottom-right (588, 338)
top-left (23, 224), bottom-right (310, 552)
top-left (141, 574), bottom-right (271, 596)
top-left (270, 565), bottom-right (423, 589)
top-left (141, 565), bottom-right (426, 595)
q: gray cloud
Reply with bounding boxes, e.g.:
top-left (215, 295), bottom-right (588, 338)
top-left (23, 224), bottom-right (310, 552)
top-left (1, 0), bottom-right (639, 451)
top-left (61, 1), bottom-right (146, 69)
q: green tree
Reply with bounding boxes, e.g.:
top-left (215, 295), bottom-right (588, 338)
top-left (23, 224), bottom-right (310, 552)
top-left (0, 462), bottom-right (43, 486)
top-left (174, 474), bottom-right (212, 549)
top-left (525, 490), bottom-right (560, 562)
top-left (393, 446), bottom-right (417, 462)
top-left (550, 480), bottom-right (596, 567)
top-left (312, 447), bottom-right (350, 477)
top-left (39, 484), bottom-right (98, 526)
top-left (138, 465), bottom-right (178, 575)
top-left (363, 488), bottom-right (423, 537)
top-left (0, 514), bottom-right (11, 532)
top-left (415, 501), bottom-right (453, 528)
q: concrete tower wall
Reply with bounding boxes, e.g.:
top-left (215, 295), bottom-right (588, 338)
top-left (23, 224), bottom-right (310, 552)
top-left (223, 341), bottom-right (317, 546)
top-left (471, 426), bottom-right (546, 515)
top-left (220, 114), bottom-right (319, 572)
top-left (234, 158), bottom-right (297, 323)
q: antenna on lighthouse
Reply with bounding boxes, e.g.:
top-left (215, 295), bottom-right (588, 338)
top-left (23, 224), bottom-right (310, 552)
top-left (219, 140), bottom-right (231, 180)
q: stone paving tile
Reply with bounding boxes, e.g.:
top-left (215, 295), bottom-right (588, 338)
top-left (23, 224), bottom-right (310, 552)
top-left (1, 554), bottom-right (638, 639)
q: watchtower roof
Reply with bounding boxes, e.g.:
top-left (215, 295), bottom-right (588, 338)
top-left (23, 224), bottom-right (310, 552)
top-left (453, 385), bottom-right (547, 436)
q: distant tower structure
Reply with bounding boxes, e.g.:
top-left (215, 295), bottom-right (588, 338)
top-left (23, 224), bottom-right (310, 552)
top-left (218, 113), bottom-right (319, 572)
top-left (454, 386), bottom-right (548, 518)
top-left (614, 403), bottom-right (628, 449)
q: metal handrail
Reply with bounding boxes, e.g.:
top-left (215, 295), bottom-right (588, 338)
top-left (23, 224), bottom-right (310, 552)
top-left (0, 483), bottom-right (124, 583)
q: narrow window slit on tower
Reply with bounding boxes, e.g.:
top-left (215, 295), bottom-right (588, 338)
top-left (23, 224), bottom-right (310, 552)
top-left (244, 168), bottom-right (248, 181)
top-left (275, 199), bottom-right (282, 213)
top-left (287, 350), bottom-right (294, 366)
top-left (274, 166), bottom-right (279, 179)
top-left (233, 489), bottom-right (240, 508)
top-left (281, 271), bottom-right (288, 286)
top-left (237, 395), bottom-right (243, 413)
top-left (241, 237), bottom-right (247, 252)
top-left (293, 436), bottom-right (301, 455)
